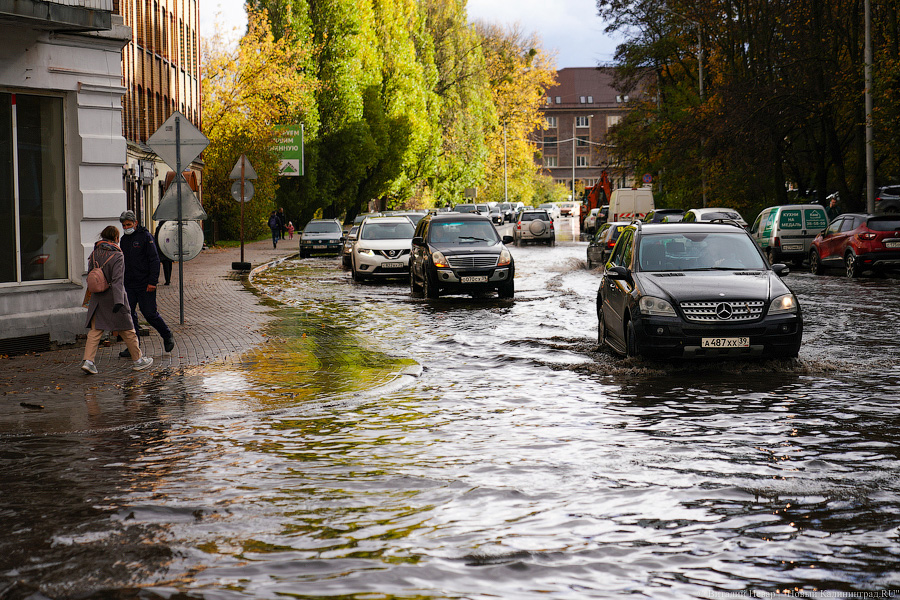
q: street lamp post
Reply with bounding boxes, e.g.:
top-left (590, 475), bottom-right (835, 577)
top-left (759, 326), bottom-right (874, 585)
top-left (503, 123), bottom-right (509, 203)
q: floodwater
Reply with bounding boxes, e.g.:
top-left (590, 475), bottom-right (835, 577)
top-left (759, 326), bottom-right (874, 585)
top-left (2, 218), bottom-right (900, 599)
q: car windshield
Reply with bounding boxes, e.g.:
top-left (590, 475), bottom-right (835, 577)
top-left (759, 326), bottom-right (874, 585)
top-left (305, 222), bottom-right (341, 234)
top-left (361, 221), bottom-right (415, 240)
top-left (429, 220), bottom-right (499, 244)
top-left (638, 232), bottom-right (766, 272)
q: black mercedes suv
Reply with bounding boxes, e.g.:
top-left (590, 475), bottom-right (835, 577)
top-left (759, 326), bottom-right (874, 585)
top-left (597, 221), bottom-right (803, 359)
top-left (410, 212), bottom-right (515, 299)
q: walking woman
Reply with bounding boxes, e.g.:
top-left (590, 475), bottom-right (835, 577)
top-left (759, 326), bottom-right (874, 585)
top-left (81, 225), bottom-right (154, 374)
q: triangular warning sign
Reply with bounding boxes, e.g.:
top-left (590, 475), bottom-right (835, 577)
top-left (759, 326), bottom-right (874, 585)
top-left (152, 177), bottom-right (208, 220)
top-left (229, 154), bottom-right (258, 180)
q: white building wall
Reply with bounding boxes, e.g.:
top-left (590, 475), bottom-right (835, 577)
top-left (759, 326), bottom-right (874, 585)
top-left (0, 17), bottom-right (131, 346)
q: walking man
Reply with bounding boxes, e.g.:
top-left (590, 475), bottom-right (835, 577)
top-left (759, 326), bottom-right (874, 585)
top-left (118, 210), bottom-right (175, 357)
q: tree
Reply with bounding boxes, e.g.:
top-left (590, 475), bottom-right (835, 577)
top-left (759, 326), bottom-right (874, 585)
top-left (201, 9), bottom-right (316, 240)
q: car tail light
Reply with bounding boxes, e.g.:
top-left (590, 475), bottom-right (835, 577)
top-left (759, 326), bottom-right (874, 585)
top-left (607, 240), bottom-right (616, 248)
top-left (859, 232), bottom-right (877, 240)
top-left (773, 236), bottom-right (781, 248)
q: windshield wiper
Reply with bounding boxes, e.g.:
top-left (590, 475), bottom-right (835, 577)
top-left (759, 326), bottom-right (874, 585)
top-left (458, 236), bottom-right (490, 242)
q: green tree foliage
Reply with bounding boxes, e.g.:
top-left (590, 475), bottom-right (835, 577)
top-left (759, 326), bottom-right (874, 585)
top-left (598, 0), bottom-right (900, 218)
top-left (201, 9), bottom-right (316, 240)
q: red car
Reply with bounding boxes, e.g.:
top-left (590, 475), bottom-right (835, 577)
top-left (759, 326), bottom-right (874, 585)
top-left (809, 213), bottom-right (900, 277)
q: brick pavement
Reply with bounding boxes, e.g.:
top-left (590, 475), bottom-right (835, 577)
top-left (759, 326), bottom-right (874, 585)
top-left (0, 239), bottom-right (297, 396)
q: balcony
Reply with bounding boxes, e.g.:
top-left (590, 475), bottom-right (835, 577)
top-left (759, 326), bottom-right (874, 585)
top-left (0, 0), bottom-right (112, 32)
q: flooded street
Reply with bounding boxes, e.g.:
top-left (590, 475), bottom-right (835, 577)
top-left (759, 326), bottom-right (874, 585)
top-left (3, 219), bottom-right (900, 599)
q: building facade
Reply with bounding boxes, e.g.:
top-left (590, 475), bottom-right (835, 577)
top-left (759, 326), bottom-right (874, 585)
top-left (118, 0), bottom-right (202, 229)
top-left (536, 67), bottom-right (642, 197)
top-left (0, 0), bottom-right (131, 351)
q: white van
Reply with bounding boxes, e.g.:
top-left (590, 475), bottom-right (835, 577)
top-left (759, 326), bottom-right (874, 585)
top-left (607, 188), bottom-right (654, 223)
top-left (749, 204), bottom-right (829, 264)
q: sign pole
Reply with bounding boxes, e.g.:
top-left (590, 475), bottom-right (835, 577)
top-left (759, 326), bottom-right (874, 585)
top-left (175, 116), bottom-right (185, 325)
top-left (240, 157), bottom-right (246, 264)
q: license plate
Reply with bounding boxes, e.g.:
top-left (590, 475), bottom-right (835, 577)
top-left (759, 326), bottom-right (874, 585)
top-left (702, 337), bottom-right (750, 348)
top-left (312, 245), bottom-right (326, 249)
top-left (884, 239), bottom-right (900, 248)
top-left (460, 275), bottom-right (488, 283)
top-left (381, 262), bottom-right (404, 269)
top-left (782, 244), bottom-right (803, 251)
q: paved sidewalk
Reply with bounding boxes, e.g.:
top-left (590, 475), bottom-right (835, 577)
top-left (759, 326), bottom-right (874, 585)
top-left (0, 239), bottom-right (297, 396)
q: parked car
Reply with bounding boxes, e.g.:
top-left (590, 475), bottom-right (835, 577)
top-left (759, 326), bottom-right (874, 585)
top-left (597, 221), bottom-right (802, 359)
top-left (452, 203), bottom-right (480, 214)
top-left (346, 211), bottom-right (382, 234)
top-left (559, 202), bottom-right (580, 218)
top-left (749, 204), bottom-right (829, 265)
top-left (299, 219), bottom-right (343, 258)
top-left (538, 202), bottom-right (561, 220)
top-left (350, 216), bottom-right (417, 281)
top-left (340, 225), bottom-right (359, 269)
top-left (583, 208), bottom-right (602, 235)
top-left (410, 212), bottom-right (515, 299)
top-left (607, 188), bottom-right (654, 223)
top-left (809, 214), bottom-right (900, 277)
top-left (586, 221), bottom-right (629, 269)
top-left (598, 204), bottom-right (609, 222)
top-left (488, 206), bottom-right (505, 225)
top-left (876, 185), bottom-right (900, 214)
top-left (642, 209), bottom-right (684, 223)
top-left (392, 212), bottom-right (426, 227)
top-left (513, 210), bottom-right (555, 246)
top-left (682, 207), bottom-right (749, 228)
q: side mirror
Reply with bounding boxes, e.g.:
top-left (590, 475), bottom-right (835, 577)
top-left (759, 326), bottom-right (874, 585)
top-left (340, 236), bottom-right (346, 242)
top-left (502, 235), bottom-right (514, 244)
top-left (412, 237), bottom-right (426, 247)
top-left (772, 263), bottom-right (790, 277)
top-left (605, 265), bottom-right (629, 280)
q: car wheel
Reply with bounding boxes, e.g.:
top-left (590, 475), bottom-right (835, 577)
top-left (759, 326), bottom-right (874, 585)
top-left (498, 279), bottom-right (514, 299)
top-left (845, 252), bottom-right (861, 278)
top-left (597, 304), bottom-right (607, 345)
top-left (587, 259), bottom-right (594, 270)
top-left (625, 319), bottom-right (640, 358)
top-left (809, 250), bottom-right (824, 275)
top-left (423, 269), bottom-right (440, 299)
top-left (549, 238), bottom-right (555, 247)
top-left (514, 236), bottom-right (521, 247)
top-left (766, 248), bottom-right (776, 264)
top-left (410, 270), bottom-right (423, 297)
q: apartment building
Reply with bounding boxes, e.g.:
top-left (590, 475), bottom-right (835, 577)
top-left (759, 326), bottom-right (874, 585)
top-left (537, 67), bottom-right (641, 196)
top-left (0, 0), bottom-right (131, 350)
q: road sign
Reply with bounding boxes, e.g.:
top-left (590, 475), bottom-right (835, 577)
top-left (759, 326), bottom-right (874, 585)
top-left (158, 220), bottom-right (204, 262)
top-left (152, 176), bottom-right (208, 220)
top-left (229, 155), bottom-right (258, 180)
top-left (147, 112), bottom-right (209, 172)
top-left (231, 180), bottom-right (254, 202)
top-left (274, 124), bottom-right (303, 176)
top-left (642, 173), bottom-right (653, 184)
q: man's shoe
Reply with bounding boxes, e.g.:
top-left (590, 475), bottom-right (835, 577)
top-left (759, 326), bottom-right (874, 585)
top-left (164, 336), bottom-right (175, 353)
top-left (81, 360), bottom-right (98, 375)
top-left (119, 349), bottom-right (131, 358)
top-left (132, 356), bottom-right (154, 371)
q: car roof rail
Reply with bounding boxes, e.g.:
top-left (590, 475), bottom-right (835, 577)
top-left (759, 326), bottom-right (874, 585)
top-left (707, 218), bottom-right (745, 228)
top-left (629, 219), bottom-right (643, 231)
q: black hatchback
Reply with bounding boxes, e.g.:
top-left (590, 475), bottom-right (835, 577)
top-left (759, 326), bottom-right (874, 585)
top-left (410, 212), bottom-right (515, 299)
top-left (597, 221), bottom-right (803, 359)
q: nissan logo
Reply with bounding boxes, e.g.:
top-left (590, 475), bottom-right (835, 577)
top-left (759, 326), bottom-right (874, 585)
top-left (715, 302), bottom-right (734, 320)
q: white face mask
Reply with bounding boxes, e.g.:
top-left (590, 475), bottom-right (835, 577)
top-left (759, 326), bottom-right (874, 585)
top-left (124, 227), bottom-right (135, 235)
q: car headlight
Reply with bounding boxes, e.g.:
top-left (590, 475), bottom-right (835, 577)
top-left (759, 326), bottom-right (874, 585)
top-left (498, 248), bottom-right (512, 266)
top-left (432, 250), bottom-right (449, 268)
top-left (357, 248), bottom-right (375, 256)
top-left (769, 294), bottom-right (798, 314)
top-left (639, 296), bottom-right (677, 317)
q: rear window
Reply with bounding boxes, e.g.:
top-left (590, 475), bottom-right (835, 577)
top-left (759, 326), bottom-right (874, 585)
top-left (866, 217), bottom-right (900, 232)
top-left (521, 212), bottom-right (550, 222)
top-left (453, 205), bottom-right (478, 213)
top-left (701, 211), bottom-right (741, 221)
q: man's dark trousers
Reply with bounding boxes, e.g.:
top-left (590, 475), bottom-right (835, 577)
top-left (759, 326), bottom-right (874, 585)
top-left (126, 287), bottom-right (172, 341)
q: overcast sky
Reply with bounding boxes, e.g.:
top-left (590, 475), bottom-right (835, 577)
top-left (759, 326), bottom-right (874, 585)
top-left (199, 0), bottom-right (620, 69)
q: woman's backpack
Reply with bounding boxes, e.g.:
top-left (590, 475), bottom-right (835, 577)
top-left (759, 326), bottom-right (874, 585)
top-left (86, 254), bottom-right (114, 293)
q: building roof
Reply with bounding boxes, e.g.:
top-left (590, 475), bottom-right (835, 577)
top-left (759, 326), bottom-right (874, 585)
top-left (544, 67), bottom-right (640, 108)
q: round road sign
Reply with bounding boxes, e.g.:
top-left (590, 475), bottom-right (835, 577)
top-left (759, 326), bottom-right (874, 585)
top-left (231, 180), bottom-right (254, 202)
top-left (159, 220), bottom-right (204, 262)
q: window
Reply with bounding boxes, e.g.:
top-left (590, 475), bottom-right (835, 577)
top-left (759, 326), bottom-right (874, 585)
top-left (580, 96), bottom-right (586, 103)
top-left (588, 96), bottom-right (593, 103)
top-left (577, 135), bottom-right (589, 147)
top-left (543, 136), bottom-right (557, 147)
top-left (545, 156), bottom-right (558, 167)
top-left (545, 116), bottom-right (557, 129)
top-left (555, 96), bottom-right (561, 104)
top-left (576, 116), bottom-right (589, 127)
top-left (607, 115), bottom-right (622, 128)
top-left (576, 156), bottom-right (588, 167)
top-left (546, 97), bottom-right (552, 105)
top-left (0, 93), bottom-right (67, 284)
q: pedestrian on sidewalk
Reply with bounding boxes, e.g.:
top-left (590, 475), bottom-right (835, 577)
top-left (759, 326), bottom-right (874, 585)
top-left (118, 210), bottom-right (175, 358)
top-left (81, 225), bottom-right (154, 374)
top-left (278, 207), bottom-right (287, 239)
top-left (154, 220), bottom-right (173, 285)
top-left (268, 211), bottom-right (281, 249)
top-left (287, 221), bottom-right (294, 240)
